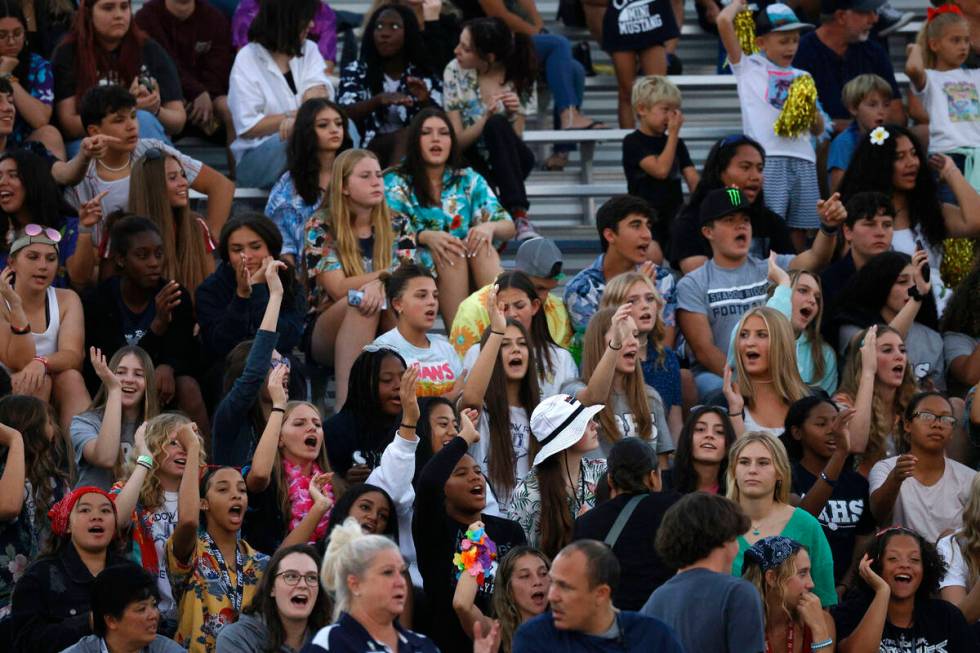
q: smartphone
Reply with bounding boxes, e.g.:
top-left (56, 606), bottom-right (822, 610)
top-left (138, 65), bottom-right (155, 93)
top-left (915, 239), bottom-right (931, 283)
top-left (348, 289), bottom-right (387, 310)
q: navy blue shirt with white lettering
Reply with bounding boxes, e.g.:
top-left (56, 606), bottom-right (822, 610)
top-left (792, 461), bottom-right (874, 583)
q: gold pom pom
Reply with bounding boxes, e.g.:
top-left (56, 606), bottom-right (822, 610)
top-left (941, 237), bottom-right (976, 289)
top-left (773, 74), bottom-right (817, 138)
top-left (734, 10), bottom-right (759, 55)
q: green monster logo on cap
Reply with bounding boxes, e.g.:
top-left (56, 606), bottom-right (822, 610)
top-left (726, 188), bottom-right (742, 206)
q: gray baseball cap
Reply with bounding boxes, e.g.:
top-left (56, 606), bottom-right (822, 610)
top-left (515, 237), bottom-right (564, 279)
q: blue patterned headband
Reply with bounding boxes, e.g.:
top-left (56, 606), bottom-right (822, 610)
top-left (742, 536), bottom-right (803, 575)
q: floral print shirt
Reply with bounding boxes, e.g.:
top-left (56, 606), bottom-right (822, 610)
top-left (384, 166), bottom-right (510, 271)
top-left (338, 60), bottom-right (442, 147)
top-left (506, 458), bottom-right (607, 547)
top-left (12, 53), bottom-right (54, 146)
top-left (166, 533), bottom-right (269, 652)
top-left (265, 172), bottom-right (324, 259)
top-left (302, 211), bottom-right (416, 311)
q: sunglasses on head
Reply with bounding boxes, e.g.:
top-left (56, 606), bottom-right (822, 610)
top-left (23, 224), bottom-right (61, 242)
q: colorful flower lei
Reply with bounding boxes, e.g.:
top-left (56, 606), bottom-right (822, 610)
top-left (453, 525), bottom-right (498, 586)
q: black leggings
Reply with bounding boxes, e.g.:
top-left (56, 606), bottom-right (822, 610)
top-left (466, 114), bottom-right (535, 212)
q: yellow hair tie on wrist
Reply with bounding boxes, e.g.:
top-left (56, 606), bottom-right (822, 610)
top-left (734, 10), bottom-right (759, 55)
top-left (774, 74), bottom-right (817, 138)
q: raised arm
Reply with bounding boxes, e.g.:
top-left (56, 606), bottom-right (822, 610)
top-left (0, 423), bottom-right (25, 521)
top-left (367, 366), bottom-right (422, 513)
top-left (452, 520), bottom-right (496, 639)
top-left (113, 422), bottom-right (149, 532)
top-left (799, 409), bottom-right (855, 517)
top-left (887, 250), bottom-right (929, 339)
top-left (79, 347), bottom-right (123, 469)
top-left (789, 194), bottom-right (847, 272)
top-left (461, 285), bottom-right (505, 411)
top-left (842, 326), bottom-right (878, 454)
top-left (171, 422), bottom-right (202, 564)
top-left (839, 556), bottom-right (891, 653)
top-left (716, 0), bottom-right (747, 66)
top-left (575, 304), bottom-right (633, 405)
top-left (0, 268), bottom-right (35, 370)
top-left (904, 43), bottom-right (926, 93)
top-left (189, 164), bottom-right (234, 235)
top-left (932, 155), bottom-right (980, 237)
top-left (244, 364), bottom-right (289, 494)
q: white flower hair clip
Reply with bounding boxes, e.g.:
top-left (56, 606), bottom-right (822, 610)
top-left (869, 126), bottom-right (890, 146)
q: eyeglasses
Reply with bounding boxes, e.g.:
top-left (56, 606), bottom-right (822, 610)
top-left (276, 571), bottom-right (320, 587)
top-left (912, 411), bottom-right (956, 427)
top-left (0, 29), bottom-right (24, 43)
top-left (23, 224), bottom-right (61, 242)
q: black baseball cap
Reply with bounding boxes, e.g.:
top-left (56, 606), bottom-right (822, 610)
top-left (700, 187), bottom-right (752, 225)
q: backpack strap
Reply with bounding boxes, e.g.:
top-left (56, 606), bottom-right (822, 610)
top-left (603, 494), bottom-right (646, 549)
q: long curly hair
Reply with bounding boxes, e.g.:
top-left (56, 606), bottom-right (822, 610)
top-left (128, 152), bottom-right (215, 294)
top-left (836, 325), bottom-right (916, 468)
top-left (86, 345), bottom-right (160, 482)
top-left (479, 319), bottom-right (540, 498)
top-left (858, 528), bottom-right (946, 601)
top-left (581, 307), bottom-right (652, 444)
top-left (670, 406), bottom-right (736, 494)
top-left (600, 271), bottom-right (667, 366)
top-left (491, 546), bottom-right (551, 653)
top-left (286, 98), bottom-right (352, 206)
top-left (0, 395), bottom-right (74, 527)
top-left (838, 124), bottom-right (946, 247)
top-left (360, 3), bottom-right (432, 95)
top-left (955, 472), bottom-right (980, 588)
top-left (131, 413), bottom-right (206, 511)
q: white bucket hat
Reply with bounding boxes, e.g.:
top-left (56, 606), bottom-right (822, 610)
top-left (530, 394), bottom-right (604, 467)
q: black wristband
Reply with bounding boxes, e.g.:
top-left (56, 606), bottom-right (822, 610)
top-left (728, 410), bottom-right (744, 418)
top-left (9, 323), bottom-right (29, 335)
top-left (400, 423), bottom-right (417, 430)
top-left (490, 330), bottom-right (505, 335)
top-left (819, 471), bottom-right (838, 488)
top-left (608, 343), bottom-right (623, 351)
top-left (271, 407), bottom-right (285, 414)
top-left (907, 286), bottom-right (924, 302)
top-left (819, 223), bottom-right (839, 236)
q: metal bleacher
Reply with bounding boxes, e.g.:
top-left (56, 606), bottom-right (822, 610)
top-left (186, 0), bottom-right (928, 269)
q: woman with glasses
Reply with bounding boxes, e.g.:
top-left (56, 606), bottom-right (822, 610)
top-left (3, 221), bottom-right (90, 431)
top-left (0, 2), bottom-right (64, 159)
top-left (215, 543), bottom-right (329, 653)
top-left (84, 215), bottom-right (209, 442)
top-left (869, 391), bottom-right (976, 542)
top-left (337, 4), bottom-right (441, 167)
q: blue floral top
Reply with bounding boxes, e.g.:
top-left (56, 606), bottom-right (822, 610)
top-left (337, 60), bottom-right (442, 147)
top-left (264, 171), bottom-right (323, 259)
top-left (11, 53), bottom-right (54, 146)
top-left (642, 346), bottom-right (682, 410)
top-left (384, 166), bottom-right (511, 271)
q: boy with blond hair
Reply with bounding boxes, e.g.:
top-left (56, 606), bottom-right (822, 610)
top-left (828, 74), bottom-right (892, 192)
top-left (622, 75), bottom-right (700, 261)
